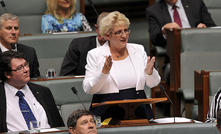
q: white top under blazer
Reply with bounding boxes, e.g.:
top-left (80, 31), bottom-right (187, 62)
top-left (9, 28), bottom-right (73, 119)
top-left (83, 42), bottom-right (161, 94)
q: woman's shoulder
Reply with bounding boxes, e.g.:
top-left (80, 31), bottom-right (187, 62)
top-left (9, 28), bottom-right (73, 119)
top-left (127, 43), bottom-right (145, 51)
top-left (88, 43), bottom-right (109, 57)
top-left (42, 14), bottom-right (55, 20)
top-left (72, 12), bottom-right (86, 19)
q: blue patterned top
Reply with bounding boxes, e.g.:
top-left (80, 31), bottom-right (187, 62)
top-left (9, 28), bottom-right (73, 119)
top-left (41, 13), bottom-right (92, 33)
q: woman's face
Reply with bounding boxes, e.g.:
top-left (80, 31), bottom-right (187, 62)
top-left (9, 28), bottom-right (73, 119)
top-left (57, 0), bottom-right (71, 9)
top-left (106, 24), bottom-right (129, 49)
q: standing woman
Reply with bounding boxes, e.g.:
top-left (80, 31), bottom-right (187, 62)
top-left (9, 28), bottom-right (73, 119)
top-left (41, 0), bottom-right (92, 33)
top-left (83, 11), bottom-right (161, 121)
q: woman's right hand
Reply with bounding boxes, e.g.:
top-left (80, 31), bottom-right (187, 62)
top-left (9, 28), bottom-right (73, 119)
top-left (102, 55), bottom-right (113, 74)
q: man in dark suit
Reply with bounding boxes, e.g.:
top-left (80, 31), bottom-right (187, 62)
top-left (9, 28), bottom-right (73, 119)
top-left (60, 12), bottom-right (109, 76)
top-left (146, 0), bottom-right (216, 69)
top-left (146, 0), bottom-right (216, 47)
top-left (0, 51), bottom-right (64, 132)
top-left (0, 13), bottom-right (40, 78)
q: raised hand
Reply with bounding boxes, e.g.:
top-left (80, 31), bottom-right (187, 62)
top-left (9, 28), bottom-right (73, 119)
top-left (102, 55), bottom-right (113, 74)
top-left (145, 56), bottom-right (155, 75)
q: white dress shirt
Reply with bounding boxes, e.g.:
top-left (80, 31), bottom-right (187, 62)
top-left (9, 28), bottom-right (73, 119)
top-left (5, 82), bottom-right (50, 132)
top-left (166, 0), bottom-right (191, 28)
top-left (0, 43), bottom-right (17, 52)
top-left (96, 37), bottom-right (102, 48)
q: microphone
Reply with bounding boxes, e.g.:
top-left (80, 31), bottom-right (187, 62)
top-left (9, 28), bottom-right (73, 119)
top-left (87, 0), bottom-right (99, 16)
top-left (71, 87), bottom-right (87, 110)
top-left (0, 1), bottom-right (7, 13)
top-left (10, 43), bottom-right (16, 49)
top-left (159, 85), bottom-right (175, 123)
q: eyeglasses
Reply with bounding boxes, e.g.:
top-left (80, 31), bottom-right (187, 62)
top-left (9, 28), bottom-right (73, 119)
top-left (113, 29), bottom-right (130, 37)
top-left (11, 62), bottom-right (29, 72)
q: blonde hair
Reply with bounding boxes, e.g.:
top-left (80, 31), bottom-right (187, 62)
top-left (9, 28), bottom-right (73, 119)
top-left (99, 11), bottom-right (130, 38)
top-left (45, 0), bottom-right (76, 18)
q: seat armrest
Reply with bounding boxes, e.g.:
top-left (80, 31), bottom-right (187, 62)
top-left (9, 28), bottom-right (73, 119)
top-left (178, 87), bottom-right (195, 102)
top-left (155, 46), bottom-right (167, 56)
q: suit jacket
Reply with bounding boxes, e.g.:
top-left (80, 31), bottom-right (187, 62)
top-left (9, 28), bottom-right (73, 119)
top-left (146, 0), bottom-right (216, 47)
top-left (0, 82), bottom-right (64, 132)
top-left (0, 43), bottom-right (40, 78)
top-left (83, 42), bottom-right (161, 95)
top-left (60, 36), bottom-right (97, 76)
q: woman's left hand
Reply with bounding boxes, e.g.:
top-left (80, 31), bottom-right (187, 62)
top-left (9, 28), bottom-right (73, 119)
top-left (145, 56), bottom-right (155, 75)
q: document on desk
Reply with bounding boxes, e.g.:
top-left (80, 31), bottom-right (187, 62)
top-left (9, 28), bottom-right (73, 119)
top-left (40, 128), bottom-right (60, 132)
top-left (154, 117), bottom-right (192, 123)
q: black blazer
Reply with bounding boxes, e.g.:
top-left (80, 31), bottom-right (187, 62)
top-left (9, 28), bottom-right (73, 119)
top-left (0, 43), bottom-right (40, 78)
top-left (0, 82), bottom-right (64, 132)
top-left (60, 36), bottom-right (96, 76)
top-left (146, 0), bottom-right (216, 47)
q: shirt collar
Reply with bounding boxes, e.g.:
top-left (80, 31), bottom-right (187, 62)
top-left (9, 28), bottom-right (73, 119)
top-left (96, 37), bottom-right (101, 48)
top-left (5, 82), bottom-right (28, 97)
top-left (0, 43), bottom-right (17, 52)
top-left (166, 0), bottom-right (182, 11)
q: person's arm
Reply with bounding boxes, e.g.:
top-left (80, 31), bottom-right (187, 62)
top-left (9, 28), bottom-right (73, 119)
top-left (83, 51), bottom-right (110, 94)
top-left (146, 8), bottom-right (167, 47)
top-left (41, 15), bottom-right (54, 33)
top-left (198, 0), bottom-right (216, 27)
top-left (79, 13), bottom-right (92, 31)
top-left (139, 45), bottom-right (161, 87)
top-left (205, 87), bottom-right (221, 122)
top-left (60, 39), bottom-right (80, 76)
top-left (43, 87), bottom-right (65, 127)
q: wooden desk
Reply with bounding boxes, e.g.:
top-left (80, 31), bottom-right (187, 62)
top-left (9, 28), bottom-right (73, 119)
top-left (194, 70), bottom-right (210, 122)
top-left (30, 76), bottom-right (84, 81)
top-left (92, 98), bottom-right (167, 120)
top-left (166, 28), bottom-right (183, 116)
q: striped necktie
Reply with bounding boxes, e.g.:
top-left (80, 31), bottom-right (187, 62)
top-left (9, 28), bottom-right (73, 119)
top-left (173, 5), bottom-right (182, 27)
top-left (16, 91), bottom-right (37, 129)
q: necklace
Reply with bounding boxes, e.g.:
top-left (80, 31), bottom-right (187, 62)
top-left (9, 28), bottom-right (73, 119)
top-left (111, 48), bottom-right (128, 59)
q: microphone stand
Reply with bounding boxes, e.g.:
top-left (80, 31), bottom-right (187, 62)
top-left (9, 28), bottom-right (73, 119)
top-left (71, 87), bottom-right (87, 110)
top-left (159, 85), bottom-right (175, 123)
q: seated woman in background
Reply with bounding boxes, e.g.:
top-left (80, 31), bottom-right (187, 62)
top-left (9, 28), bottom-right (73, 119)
top-left (83, 11), bottom-right (161, 121)
top-left (41, 0), bottom-right (92, 33)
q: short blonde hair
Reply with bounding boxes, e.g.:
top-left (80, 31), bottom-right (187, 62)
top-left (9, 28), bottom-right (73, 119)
top-left (99, 11), bottom-right (130, 38)
top-left (45, 0), bottom-right (76, 18)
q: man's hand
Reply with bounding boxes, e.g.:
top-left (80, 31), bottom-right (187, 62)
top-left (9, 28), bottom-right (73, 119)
top-left (197, 23), bottom-right (207, 28)
top-left (162, 22), bottom-right (180, 35)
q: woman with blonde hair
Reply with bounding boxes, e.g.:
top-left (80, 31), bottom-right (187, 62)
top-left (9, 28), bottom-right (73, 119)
top-left (83, 11), bottom-right (161, 121)
top-left (41, 0), bottom-right (92, 33)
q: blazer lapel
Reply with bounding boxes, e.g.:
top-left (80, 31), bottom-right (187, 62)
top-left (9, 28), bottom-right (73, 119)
top-left (101, 42), bottom-right (119, 87)
top-left (0, 82), bottom-right (8, 131)
top-left (182, 0), bottom-right (195, 27)
top-left (127, 45), bottom-right (141, 88)
top-left (89, 36), bottom-right (97, 49)
top-left (28, 83), bottom-right (45, 107)
top-left (161, 1), bottom-right (172, 24)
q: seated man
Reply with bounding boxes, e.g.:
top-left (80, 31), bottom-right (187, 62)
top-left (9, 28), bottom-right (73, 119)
top-left (0, 13), bottom-right (40, 78)
top-left (60, 12), bottom-right (109, 76)
top-left (206, 87), bottom-right (221, 122)
top-left (0, 51), bottom-right (64, 132)
top-left (217, 109), bottom-right (221, 133)
top-left (146, 0), bottom-right (216, 67)
top-left (67, 109), bottom-right (97, 134)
